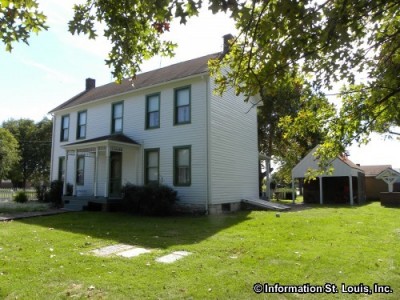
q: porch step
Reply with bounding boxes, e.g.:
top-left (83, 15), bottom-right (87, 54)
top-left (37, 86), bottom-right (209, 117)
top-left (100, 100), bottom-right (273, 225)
top-left (241, 198), bottom-right (291, 211)
top-left (63, 198), bottom-right (89, 211)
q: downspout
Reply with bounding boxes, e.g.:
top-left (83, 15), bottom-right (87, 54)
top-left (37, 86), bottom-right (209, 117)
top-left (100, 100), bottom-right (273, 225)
top-left (49, 113), bottom-right (56, 183)
top-left (205, 75), bottom-right (210, 215)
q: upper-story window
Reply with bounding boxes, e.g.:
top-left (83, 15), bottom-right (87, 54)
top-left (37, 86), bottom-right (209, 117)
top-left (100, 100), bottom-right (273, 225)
top-left (60, 115), bottom-right (70, 142)
top-left (77, 111), bottom-right (87, 139)
top-left (112, 102), bottom-right (123, 133)
top-left (174, 86), bottom-right (191, 125)
top-left (146, 93), bottom-right (160, 129)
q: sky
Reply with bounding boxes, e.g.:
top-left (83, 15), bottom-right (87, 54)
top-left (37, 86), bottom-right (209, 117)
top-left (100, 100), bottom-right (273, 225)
top-left (0, 1), bottom-right (399, 168)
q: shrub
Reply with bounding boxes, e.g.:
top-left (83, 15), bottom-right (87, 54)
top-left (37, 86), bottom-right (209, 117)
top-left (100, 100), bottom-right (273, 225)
top-left (122, 184), bottom-right (178, 216)
top-left (35, 185), bottom-right (48, 202)
top-left (47, 180), bottom-right (64, 208)
top-left (14, 191), bottom-right (28, 203)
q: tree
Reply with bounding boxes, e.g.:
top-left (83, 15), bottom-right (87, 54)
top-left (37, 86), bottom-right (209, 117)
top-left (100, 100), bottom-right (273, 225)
top-left (207, 0), bottom-right (400, 168)
top-left (0, 127), bottom-right (20, 181)
top-left (258, 75), bottom-right (334, 184)
top-left (2, 118), bottom-right (52, 188)
top-left (31, 117), bottom-right (52, 185)
top-left (2, 0), bottom-right (399, 165)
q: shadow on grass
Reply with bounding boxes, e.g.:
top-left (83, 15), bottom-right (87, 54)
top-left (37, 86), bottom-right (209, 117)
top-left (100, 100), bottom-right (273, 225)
top-left (16, 210), bottom-right (252, 249)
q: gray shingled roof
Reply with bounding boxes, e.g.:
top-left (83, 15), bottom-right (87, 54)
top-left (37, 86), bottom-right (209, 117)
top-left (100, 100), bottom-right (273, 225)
top-left (50, 52), bottom-right (220, 113)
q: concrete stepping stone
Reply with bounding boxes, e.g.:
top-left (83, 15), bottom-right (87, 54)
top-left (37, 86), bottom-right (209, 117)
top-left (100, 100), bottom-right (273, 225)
top-left (117, 247), bottom-right (151, 258)
top-left (156, 251), bottom-right (192, 264)
top-left (91, 244), bottom-right (134, 257)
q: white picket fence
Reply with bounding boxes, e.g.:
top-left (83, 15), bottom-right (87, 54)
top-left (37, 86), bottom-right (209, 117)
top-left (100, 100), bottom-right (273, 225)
top-left (0, 189), bottom-right (37, 201)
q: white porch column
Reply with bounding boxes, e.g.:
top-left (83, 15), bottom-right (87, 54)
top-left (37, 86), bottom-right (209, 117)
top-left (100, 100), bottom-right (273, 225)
top-left (63, 153), bottom-right (69, 195)
top-left (319, 176), bottom-right (323, 204)
top-left (349, 176), bottom-right (354, 205)
top-left (94, 147), bottom-right (99, 197)
top-left (73, 150), bottom-right (78, 196)
top-left (105, 146), bottom-right (110, 197)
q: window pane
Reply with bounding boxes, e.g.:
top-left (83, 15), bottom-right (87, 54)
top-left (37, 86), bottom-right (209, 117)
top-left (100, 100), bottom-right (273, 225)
top-left (148, 96), bottom-right (159, 112)
top-left (149, 111), bottom-right (159, 127)
top-left (177, 89), bottom-right (189, 106)
top-left (114, 118), bottom-right (122, 132)
top-left (148, 167), bottom-right (159, 181)
top-left (79, 126), bottom-right (86, 138)
top-left (178, 149), bottom-right (190, 166)
top-left (63, 128), bottom-right (69, 140)
top-left (79, 112), bottom-right (86, 124)
top-left (148, 151), bottom-right (158, 167)
top-left (178, 167), bottom-right (190, 184)
top-left (63, 116), bottom-right (69, 128)
top-left (113, 103), bottom-right (123, 118)
top-left (177, 106), bottom-right (190, 123)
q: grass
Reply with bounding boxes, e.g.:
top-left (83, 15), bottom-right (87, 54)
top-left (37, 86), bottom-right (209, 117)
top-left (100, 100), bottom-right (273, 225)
top-left (0, 200), bottom-right (50, 213)
top-left (0, 202), bottom-right (399, 299)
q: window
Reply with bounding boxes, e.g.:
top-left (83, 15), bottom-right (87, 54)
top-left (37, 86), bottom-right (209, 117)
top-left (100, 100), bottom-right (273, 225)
top-left (174, 146), bottom-right (191, 186)
top-left (145, 149), bottom-right (159, 184)
top-left (76, 156), bottom-right (85, 185)
top-left (146, 94), bottom-right (160, 129)
top-left (60, 115), bottom-right (69, 141)
top-left (58, 157), bottom-right (65, 181)
top-left (112, 102), bottom-right (123, 133)
top-left (77, 111), bottom-right (87, 139)
top-left (174, 87), bottom-right (191, 124)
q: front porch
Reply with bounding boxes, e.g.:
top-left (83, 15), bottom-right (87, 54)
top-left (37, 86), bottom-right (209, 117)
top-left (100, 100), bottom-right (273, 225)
top-left (62, 134), bottom-right (142, 211)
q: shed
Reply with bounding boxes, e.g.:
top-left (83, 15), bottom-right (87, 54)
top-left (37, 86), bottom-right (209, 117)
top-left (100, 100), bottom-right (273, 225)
top-left (292, 147), bottom-right (366, 205)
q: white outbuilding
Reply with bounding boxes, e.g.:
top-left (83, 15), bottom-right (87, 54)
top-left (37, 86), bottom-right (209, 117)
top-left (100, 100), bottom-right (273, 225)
top-left (292, 147), bottom-right (366, 205)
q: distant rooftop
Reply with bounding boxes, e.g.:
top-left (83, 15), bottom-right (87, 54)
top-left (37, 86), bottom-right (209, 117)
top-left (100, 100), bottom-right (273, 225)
top-left (360, 165), bottom-right (392, 176)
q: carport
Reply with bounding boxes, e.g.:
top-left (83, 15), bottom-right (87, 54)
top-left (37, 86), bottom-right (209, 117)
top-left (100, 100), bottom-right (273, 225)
top-left (292, 147), bottom-right (366, 205)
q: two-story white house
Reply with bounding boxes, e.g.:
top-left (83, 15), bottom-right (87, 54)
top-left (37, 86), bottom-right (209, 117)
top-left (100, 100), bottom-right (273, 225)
top-left (49, 52), bottom-right (260, 214)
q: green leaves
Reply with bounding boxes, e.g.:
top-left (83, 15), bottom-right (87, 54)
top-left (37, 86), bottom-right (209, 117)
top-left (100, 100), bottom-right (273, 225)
top-left (0, 0), bottom-right (48, 51)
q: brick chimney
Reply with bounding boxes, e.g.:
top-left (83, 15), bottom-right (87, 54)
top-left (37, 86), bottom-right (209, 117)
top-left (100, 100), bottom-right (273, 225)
top-left (223, 34), bottom-right (234, 55)
top-left (86, 78), bottom-right (96, 91)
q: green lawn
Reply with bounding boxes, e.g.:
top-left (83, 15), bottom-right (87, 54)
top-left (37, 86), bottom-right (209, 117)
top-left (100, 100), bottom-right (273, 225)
top-left (0, 202), bottom-right (399, 299)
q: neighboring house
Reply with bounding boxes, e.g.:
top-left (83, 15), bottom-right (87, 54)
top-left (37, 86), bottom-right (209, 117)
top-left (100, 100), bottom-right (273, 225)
top-left (359, 165), bottom-right (391, 200)
top-left (292, 147), bottom-right (366, 205)
top-left (49, 51), bottom-right (260, 214)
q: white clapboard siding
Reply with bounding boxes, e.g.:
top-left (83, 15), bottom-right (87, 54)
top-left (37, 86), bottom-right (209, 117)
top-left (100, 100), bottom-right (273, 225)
top-left (208, 78), bottom-right (259, 204)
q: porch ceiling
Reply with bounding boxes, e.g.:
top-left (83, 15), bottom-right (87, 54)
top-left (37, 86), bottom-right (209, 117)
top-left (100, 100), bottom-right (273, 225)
top-left (62, 134), bottom-right (140, 151)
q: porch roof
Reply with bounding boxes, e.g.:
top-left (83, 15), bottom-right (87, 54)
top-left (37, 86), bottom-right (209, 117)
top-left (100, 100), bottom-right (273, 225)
top-left (62, 134), bottom-right (140, 150)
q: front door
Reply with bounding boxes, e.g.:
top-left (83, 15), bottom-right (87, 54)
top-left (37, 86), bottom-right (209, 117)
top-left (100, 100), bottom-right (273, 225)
top-left (109, 151), bottom-right (122, 198)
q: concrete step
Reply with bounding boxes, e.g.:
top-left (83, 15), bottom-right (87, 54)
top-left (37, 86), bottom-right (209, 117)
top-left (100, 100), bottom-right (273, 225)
top-left (63, 198), bottom-right (89, 211)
